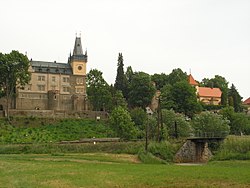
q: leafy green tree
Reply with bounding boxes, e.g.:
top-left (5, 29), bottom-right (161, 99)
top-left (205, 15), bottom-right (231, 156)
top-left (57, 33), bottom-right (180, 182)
top-left (109, 106), bottom-right (137, 140)
top-left (228, 84), bottom-right (242, 112)
top-left (86, 69), bottom-right (112, 111)
top-left (130, 107), bottom-right (147, 131)
top-left (114, 53), bottom-right (128, 98)
top-left (171, 81), bottom-right (202, 117)
top-left (201, 75), bottom-right (229, 105)
top-left (160, 84), bottom-right (175, 110)
top-left (0, 51), bottom-right (30, 120)
top-left (162, 109), bottom-right (193, 138)
top-left (167, 68), bottom-right (187, 85)
top-left (191, 111), bottom-right (230, 137)
top-left (128, 72), bottom-right (156, 108)
top-left (220, 107), bottom-right (250, 135)
top-left (151, 73), bottom-right (169, 90)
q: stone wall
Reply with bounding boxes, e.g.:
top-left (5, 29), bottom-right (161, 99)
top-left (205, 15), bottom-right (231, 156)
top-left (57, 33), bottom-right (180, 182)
top-left (174, 140), bottom-right (213, 163)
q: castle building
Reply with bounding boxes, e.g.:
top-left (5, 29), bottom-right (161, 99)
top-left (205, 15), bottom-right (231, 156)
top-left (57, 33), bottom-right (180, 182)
top-left (15, 36), bottom-right (88, 111)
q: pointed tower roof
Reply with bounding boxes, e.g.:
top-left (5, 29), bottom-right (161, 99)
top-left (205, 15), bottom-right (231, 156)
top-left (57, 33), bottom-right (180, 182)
top-left (73, 37), bottom-right (83, 56)
top-left (188, 74), bottom-right (199, 86)
top-left (69, 36), bottom-right (87, 63)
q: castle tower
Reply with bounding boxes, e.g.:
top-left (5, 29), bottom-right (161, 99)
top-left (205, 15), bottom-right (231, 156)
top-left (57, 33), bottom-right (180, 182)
top-left (69, 36), bottom-right (88, 76)
top-left (69, 36), bottom-right (88, 111)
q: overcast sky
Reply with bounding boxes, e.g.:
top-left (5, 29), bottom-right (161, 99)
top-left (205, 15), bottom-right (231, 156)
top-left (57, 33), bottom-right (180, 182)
top-left (0, 0), bottom-right (249, 100)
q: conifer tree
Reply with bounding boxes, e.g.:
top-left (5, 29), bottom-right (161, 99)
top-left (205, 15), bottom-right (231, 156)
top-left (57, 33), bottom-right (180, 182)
top-left (228, 84), bottom-right (242, 112)
top-left (114, 53), bottom-right (128, 98)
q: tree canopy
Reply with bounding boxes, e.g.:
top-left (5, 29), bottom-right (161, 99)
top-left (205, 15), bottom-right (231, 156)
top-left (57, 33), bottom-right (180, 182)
top-left (0, 51), bottom-right (30, 119)
top-left (86, 69), bottom-right (112, 111)
top-left (128, 72), bottom-right (156, 108)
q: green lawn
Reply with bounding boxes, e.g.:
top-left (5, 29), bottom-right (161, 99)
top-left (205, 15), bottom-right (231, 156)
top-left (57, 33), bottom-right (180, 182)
top-left (0, 154), bottom-right (249, 188)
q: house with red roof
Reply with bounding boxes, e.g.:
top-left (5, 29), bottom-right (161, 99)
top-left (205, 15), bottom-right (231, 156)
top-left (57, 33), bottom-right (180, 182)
top-left (188, 74), bottom-right (222, 105)
top-left (243, 97), bottom-right (250, 115)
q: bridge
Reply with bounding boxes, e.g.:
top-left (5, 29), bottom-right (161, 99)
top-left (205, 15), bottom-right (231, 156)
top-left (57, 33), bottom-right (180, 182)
top-left (175, 131), bottom-right (228, 163)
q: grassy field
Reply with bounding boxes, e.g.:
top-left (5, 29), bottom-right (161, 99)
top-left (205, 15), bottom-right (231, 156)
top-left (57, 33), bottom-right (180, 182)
top-left (0, 153), bottom-right (250, 188)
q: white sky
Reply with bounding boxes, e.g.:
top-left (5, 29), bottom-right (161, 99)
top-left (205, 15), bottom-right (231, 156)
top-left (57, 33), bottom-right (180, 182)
top-left (0, 0), bottom-right (249, 100)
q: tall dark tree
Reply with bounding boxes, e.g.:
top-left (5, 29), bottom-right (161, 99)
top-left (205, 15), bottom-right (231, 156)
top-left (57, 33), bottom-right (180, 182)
top-left (128, 72), bottom-right (156, 108)
top-left (86, 69), bottom-right (112, 111)
top-left (228, 84), bottom-right (242, 112)
top-left (0, 51), bottom-right (30, 120)
top-left (114, 53), bottom-right (128, 98)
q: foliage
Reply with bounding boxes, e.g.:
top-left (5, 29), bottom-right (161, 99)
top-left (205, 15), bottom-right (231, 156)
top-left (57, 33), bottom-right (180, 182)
top-left (130, 107), bottom-right (147, 131)
top-left (151, 73), bottom-right (169, 90)
top-left (191, 111), bottom-right (230, 137)
top-left (109, 86), bottom-right (128, 110)
top-left (220, 107), bottom-right (250, 135)
top-left (161, 109), bottom-right (193, 138)
top-left (148, 141), bottom-right (180, 162)
top-left (167, 68), bottom-right (187, 85)
top-left (170, 81), bottom-right (202, 117)
top-left (137, 149), bottom-right (166, 164)
top-left (114, 53), bottom-right (128, 98)
top-left (228, 84), bottom-right (243, 112)
top-left (128, 72), bottom-right (156, 108)
top-left (0, 118), bottom-right (114, 144)
top-left (86, 69), bottom-right (112, 111)
top-left (0, 51), bottom-right (31, 120)
top-left (109, 107), bottom-right (137, 140)
top-left (160, 84), bottom-right (175, 110)
top-left (213, 136), bottom-right (250, 160)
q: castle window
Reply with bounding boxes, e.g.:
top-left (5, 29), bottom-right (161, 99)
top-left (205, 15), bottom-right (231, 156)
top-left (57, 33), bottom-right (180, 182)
top-left (63, 77), bottom-right (70, 83)
top-left (37, 85), bottom-right (45, 91)
top-left (63, 87), bottom-right (70, 92)
top-left (52, 76), bottom-right (56, 82)
top-left (38, 75), bottom-right (45, 81)
top-left (51, 86), bottom-right (56, 90)
top-left (76, 77), bottom-right (84, 84)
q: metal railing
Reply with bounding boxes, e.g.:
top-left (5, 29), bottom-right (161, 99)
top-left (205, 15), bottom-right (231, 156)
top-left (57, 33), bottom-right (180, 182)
top-left (189, 131), bottom-right (228, 138)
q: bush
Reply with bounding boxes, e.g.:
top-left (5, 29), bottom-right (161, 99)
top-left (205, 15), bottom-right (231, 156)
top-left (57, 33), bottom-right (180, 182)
top-left (213, 136), bottom-right (250, 160)
top-left (137, 149), bottom-right (166, 164)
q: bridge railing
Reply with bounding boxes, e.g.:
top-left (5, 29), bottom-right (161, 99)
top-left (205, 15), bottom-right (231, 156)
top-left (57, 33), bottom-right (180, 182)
top-left (190, 131), bottom-right (229, 138)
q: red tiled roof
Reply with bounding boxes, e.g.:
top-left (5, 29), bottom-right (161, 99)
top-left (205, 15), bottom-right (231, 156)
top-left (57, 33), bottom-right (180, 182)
top-left (198, 87), bottom-right (222, 98)
top-left (243, 97), bottom-right (250, 105)
top-left (188, 74), bottom-right (199, 86)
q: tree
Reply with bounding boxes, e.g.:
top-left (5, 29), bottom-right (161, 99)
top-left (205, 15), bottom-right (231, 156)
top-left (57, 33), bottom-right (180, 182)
top-left (110, 85), bottom-right (128, 110)
top-left (191, 111), bottom-right (230, 137)
top-left (228, 84), bottom-right (242, 112)
top-left (201, 75), bottom-right (229, 105)
top-left (161, 109), bottom-right (193, 138)
top-left (109, 106), bottom-right (137, 140)
top-left (114, 53), bottom-right (128, 98)
top-left (0, 51), bottom-right (30, 120)
top-left (128, 72), bottom-right (156, 108)
top-left (151, 73), bottom-right (169, 90)
top-left (220, 107), bottom-right (250, 135)
top-left (167, 68), bottom-right (187, 86)
top-left (86, 69), bottom-right (112, 111)
top-left (171, 81), bottom-right (202, 117)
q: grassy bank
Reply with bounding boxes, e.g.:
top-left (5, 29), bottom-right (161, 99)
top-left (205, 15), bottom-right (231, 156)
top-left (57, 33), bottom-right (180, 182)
top-left (213, 136), bottom-right (250, 160)
top-left (0, 153), bottom-right (249, 187)
top-left (0, 118), bottom-right (114, 144)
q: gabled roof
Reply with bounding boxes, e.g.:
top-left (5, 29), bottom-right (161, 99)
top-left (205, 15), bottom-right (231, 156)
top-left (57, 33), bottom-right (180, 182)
top-left (188, 74), bottom-right (199, 86)
top-left (243, 97), bottom-right (250, 105)
top-left (198, 87), bottom-right (222, 98)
